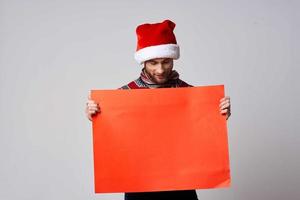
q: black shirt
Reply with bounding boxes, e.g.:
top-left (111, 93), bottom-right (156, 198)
top-left (125, 189), bottom-right (198, 200)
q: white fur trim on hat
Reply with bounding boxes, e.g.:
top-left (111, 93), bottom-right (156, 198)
top-left (134, 44), bottom-right (180, 64)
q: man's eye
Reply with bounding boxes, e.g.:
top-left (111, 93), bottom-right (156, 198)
top-left (150, 62), bottom-right (157, 65)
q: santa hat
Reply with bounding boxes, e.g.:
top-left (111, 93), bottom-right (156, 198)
top-left (134, 19), bottom-right (180, 64)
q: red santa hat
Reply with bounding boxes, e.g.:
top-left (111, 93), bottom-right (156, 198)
top-left (134, 19), bottom-right (180, 64)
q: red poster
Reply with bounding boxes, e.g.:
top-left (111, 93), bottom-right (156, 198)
top-left (91, 85), bottom-right (230, 193)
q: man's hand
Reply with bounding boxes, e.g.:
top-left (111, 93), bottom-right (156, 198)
top-left (219, 96), bottom-right (231, 120)
top-left (85, 93), bottom-right (100, 121)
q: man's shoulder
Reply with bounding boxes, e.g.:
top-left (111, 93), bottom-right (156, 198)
top-left (178, 79), bottom-right (193, 87)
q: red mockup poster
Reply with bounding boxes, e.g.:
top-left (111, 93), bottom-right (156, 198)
top-left (91, 85), bottom-right (230, 193)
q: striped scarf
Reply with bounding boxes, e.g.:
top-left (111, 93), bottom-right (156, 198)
top-left (120, 68), bottom-right (191, 89)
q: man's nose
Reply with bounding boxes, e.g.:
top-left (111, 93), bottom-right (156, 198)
top-left (156, 64), bottom-right (164, 73)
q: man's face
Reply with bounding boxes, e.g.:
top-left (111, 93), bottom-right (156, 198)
top-left (144, 58), bottom-right (174, 84)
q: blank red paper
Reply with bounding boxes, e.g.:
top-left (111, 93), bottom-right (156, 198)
top-left (91, 85), bottom-right (230, 193)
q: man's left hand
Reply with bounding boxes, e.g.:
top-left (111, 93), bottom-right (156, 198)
top-left (219, 96), bottom-right (231, 120)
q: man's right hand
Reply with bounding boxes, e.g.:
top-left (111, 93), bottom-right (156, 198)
top-left (85, 93), bottom-right (100, 121)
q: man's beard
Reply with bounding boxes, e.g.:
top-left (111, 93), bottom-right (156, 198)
top-left (144, 69), bottom-right (171, 84)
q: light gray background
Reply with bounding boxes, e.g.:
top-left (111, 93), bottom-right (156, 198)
top-left (0, 0), bottom-right (299, 199)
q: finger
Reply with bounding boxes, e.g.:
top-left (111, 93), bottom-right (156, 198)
top-left (220, 96), bottom-right (230, 100)
top-left (221, 104), bottom-right (230, 111)
top-left (88, 110), bottom-right (99, 115)
top-left (89, 106), bottom-right (100, 111)
top-left (220, 103), bottom-right (230, 110)
top-left (219, 97), bottom-right (230, 104)
top-left (220, 96), bottom-right (230, 102)
top-left (88, 109), bottom-right (96, 114)
top-left (220, 97), bottom-right (230, 103)
top-left (219, 100), bottom-right (229, 108)
top-left (89, 107), bottom-right (100, 112)
top-left (87, 102), bottom-right (100, 108)
top-left (88, 103), bottom-right (99, 108)
top-left (89, 105), bottom-right (100, 111)
top-left (88, 91), bottom-right (91, 99)
top-left (89, 109), bottom-right (98, 113)
top-left (220, 109), bottom-right (228, 114)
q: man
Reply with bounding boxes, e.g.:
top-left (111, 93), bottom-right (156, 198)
top-left (85, 19), bottom-right (231, 200)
